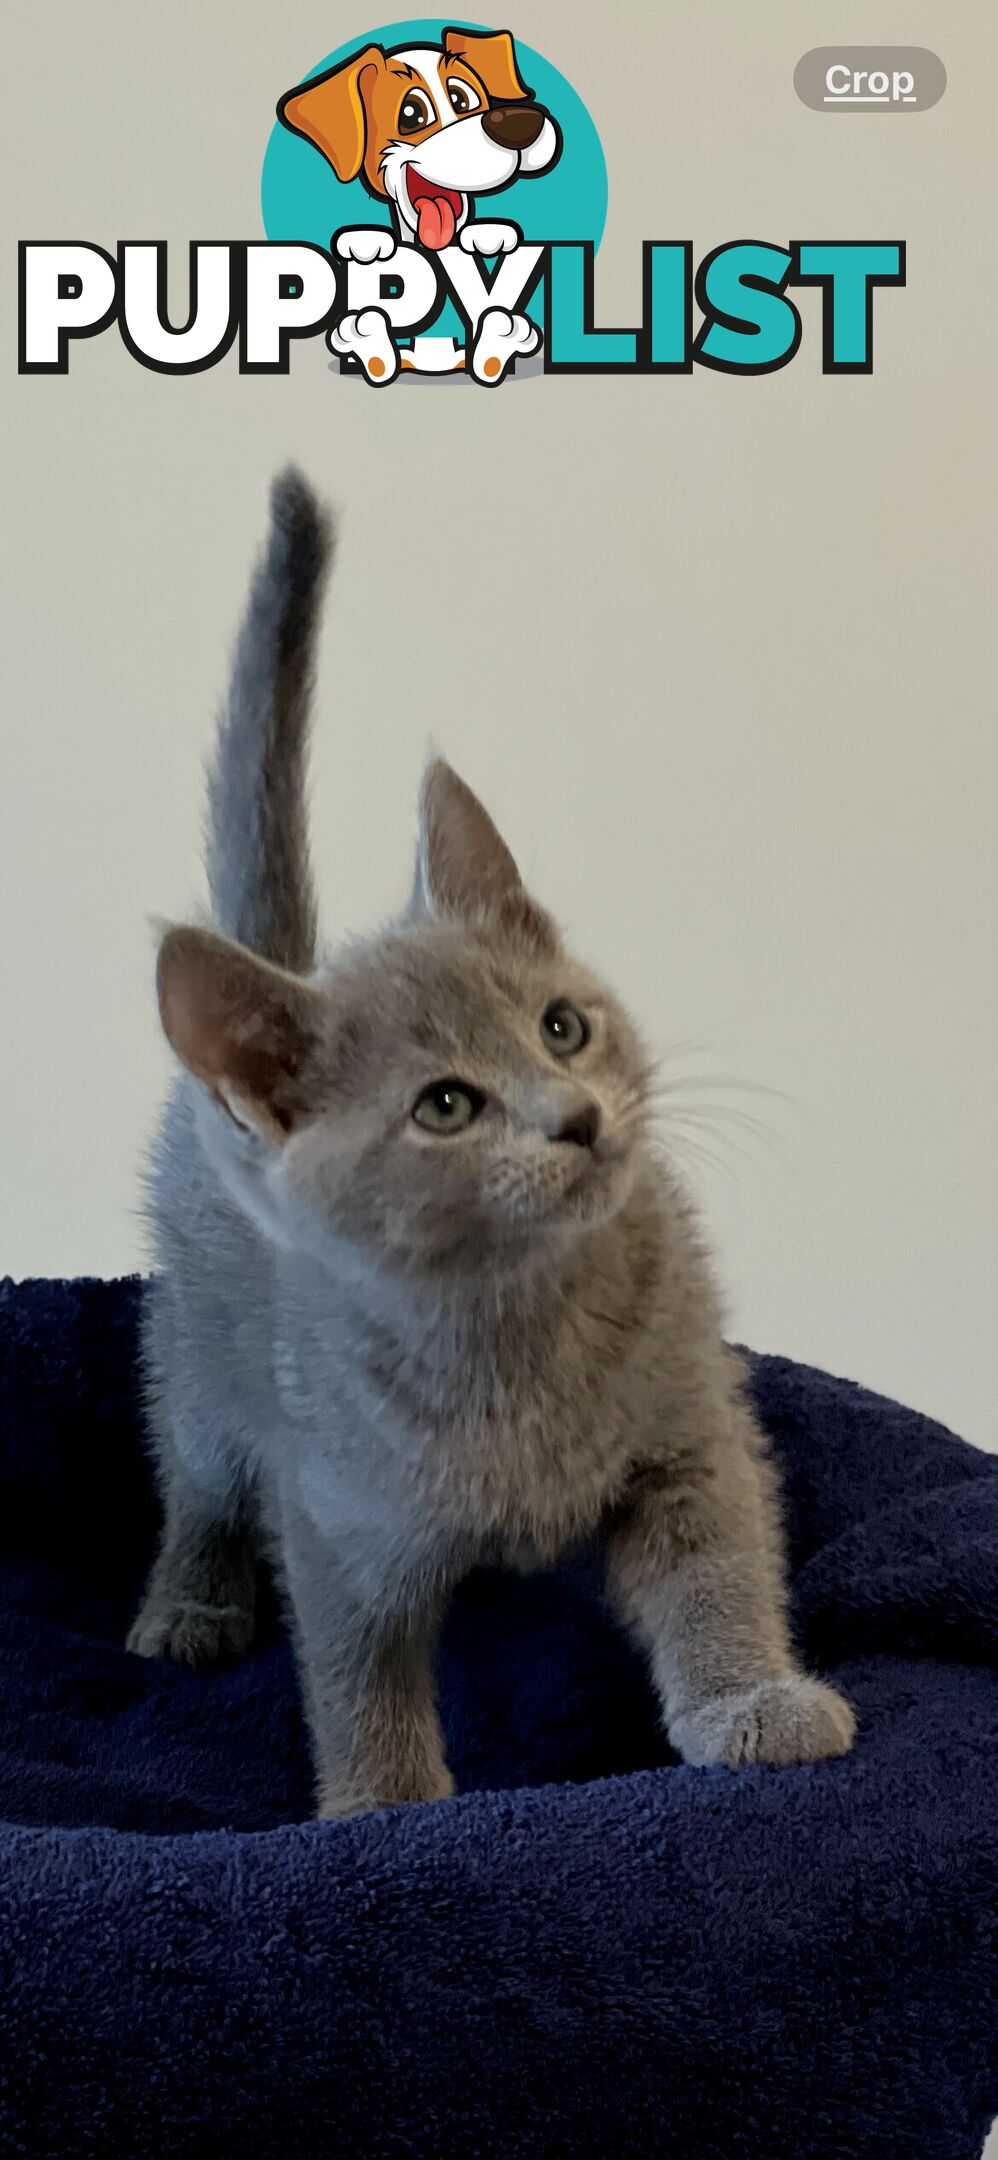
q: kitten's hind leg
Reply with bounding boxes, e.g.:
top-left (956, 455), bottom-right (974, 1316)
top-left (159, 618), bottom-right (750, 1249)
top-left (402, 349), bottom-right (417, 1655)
top-left (129, 1245), bottom-right (262, 1667)
top-left (128, 1472), bottom-right (258, 1666)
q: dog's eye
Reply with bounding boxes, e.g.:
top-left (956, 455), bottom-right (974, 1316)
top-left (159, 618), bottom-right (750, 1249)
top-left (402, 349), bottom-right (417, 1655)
top-left (412, 1081), bottom-right (484, 1135)
top-left (398, 92), bottom-right (434, 133)
top-left (541, 1001), bottom-right (590, 1058)
top-left (446, 79), bottom-right (482, 115)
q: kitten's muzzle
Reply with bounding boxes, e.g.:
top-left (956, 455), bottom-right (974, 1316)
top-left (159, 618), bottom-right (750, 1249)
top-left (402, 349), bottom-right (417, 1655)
top-left (552, 1101), bottom-right (601, 1150)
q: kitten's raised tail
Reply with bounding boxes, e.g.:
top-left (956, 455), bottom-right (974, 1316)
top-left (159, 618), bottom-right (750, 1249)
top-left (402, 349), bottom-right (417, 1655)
top-left (205, 467), bottom-right (333, 973)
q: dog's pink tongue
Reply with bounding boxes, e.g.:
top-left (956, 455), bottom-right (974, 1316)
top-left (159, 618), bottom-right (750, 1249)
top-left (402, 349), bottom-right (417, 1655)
top-left (416, 194), bottom-right (457, 250)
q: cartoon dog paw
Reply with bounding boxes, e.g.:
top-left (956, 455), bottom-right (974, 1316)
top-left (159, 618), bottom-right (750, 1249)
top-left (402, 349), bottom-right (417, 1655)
top-left (459, 222), bottom-right (520, 257)
top-left (334, 229), bottom-right (397, 266)
top-left (328, 307), bottom-right (399, 385)
top-left (470, 306), bottom-right (540, 385)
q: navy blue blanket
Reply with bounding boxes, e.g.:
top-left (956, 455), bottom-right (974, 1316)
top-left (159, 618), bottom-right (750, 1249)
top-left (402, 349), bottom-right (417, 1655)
top-left (1, 1276), bottom-right (996, 2159)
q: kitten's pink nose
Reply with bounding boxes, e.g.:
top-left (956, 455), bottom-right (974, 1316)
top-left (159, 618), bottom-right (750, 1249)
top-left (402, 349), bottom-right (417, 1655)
top-left (553, 1100), bottom-right (601, 1149)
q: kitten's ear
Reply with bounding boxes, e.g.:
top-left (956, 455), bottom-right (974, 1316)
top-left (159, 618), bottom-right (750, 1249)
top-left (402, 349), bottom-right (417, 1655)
top-left (413, 759), bottom-right (556, 951)
top-left (157, 926), bottom-right (323, 1145)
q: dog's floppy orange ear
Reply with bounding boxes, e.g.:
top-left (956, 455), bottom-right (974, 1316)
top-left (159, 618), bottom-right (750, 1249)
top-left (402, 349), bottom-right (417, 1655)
top-left (444, 26), bottom-right (531, 102)
top-left (278, 46), bottom-right (385, 183)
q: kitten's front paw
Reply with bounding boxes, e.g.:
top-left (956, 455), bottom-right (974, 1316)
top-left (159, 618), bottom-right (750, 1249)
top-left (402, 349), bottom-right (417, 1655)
top-left (670, 1675), bottom-right (855, 1769)
top-left (127, 1598), bottom-right (255, 1668)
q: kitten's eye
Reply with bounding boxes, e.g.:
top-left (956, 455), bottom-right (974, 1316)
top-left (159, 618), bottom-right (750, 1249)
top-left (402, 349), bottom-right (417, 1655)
top-left (446, 79), bottom-right (482, 115)
top-left (412, 1080), bottom-right (484, 1134)
top-left (541, 1001), bottom-right (589, 1058)
top-left (399, 91), bottom-right (434, 133)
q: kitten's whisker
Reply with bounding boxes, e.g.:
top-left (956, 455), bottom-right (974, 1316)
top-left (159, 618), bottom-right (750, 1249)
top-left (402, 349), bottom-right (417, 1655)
top-left (656, 1129), bottom-right (741, 1197)
top-left (655, 1072), bottom-right (793, 1108)
top-left (647, 1021), bottom-right (739, 1066)
top-left (642, 1081), bottom-right (791, 1156)
top-left (665, 1103), bottom-right (787, 1153)
top-left (646, 1094), bottom-right (790, 1179)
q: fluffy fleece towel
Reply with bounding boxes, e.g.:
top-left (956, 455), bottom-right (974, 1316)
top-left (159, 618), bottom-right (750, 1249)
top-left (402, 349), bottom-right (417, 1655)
top-left (0, 1275), bottom-right (996, 2159)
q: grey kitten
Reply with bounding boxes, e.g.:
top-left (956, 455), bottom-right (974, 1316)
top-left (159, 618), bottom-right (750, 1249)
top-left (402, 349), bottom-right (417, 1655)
top-left (129, 469), bottom-right (854, 1817)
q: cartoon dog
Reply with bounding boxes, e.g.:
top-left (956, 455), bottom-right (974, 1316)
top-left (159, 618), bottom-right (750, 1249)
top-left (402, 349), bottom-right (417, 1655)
top-left (278, 26), bottom-right (561, 383)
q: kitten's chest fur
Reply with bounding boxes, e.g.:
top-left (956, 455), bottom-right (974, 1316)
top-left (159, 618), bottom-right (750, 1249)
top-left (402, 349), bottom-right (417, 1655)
top-left (275, 1185), bottom-right (672, 1557)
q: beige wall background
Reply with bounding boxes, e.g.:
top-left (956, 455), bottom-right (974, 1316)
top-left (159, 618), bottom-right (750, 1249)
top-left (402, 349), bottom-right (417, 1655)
top-left (3, 3), bottom-right (996, 1470)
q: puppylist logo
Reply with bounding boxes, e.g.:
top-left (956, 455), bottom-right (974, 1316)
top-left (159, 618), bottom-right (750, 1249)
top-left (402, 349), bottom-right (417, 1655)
top-left (18, 17), bottom-right (906, 384)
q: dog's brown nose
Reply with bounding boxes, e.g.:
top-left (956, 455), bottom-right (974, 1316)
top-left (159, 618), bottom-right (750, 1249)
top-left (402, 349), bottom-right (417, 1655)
top-left (481, 104), bottom-right (547, 151)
